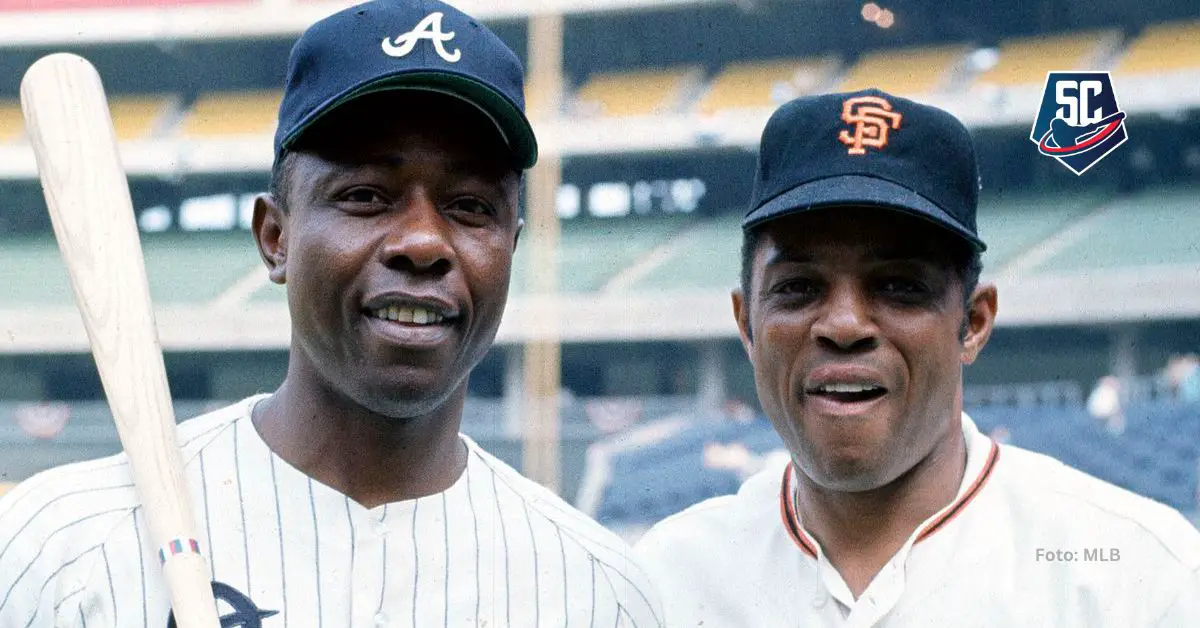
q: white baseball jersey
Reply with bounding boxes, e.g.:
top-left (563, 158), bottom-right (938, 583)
top-left (0, 395), bottom-right (663, 627)
top-left (634, 413), bottom-right (1200, 627)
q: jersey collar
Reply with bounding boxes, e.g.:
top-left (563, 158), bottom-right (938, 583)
top-left (779, 412), bottom-right (1001, 559)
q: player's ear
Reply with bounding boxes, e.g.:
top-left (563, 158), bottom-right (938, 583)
top-left (732, 288), bottom-right (753, 354)
top-left (253, 193), bottom-right (288, 285)
top-left (960, 283), bottom-right (997, 365)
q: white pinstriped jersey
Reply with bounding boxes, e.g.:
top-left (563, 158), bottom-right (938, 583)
top-left (0, 395), bottom-right (663, 627)
top-left (635, 414), bottom-right (1200, 628)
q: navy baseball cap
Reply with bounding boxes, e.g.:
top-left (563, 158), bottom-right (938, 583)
top-left (274, 0), bottom-right (538, 169)
top-left (744, 88), bottom-right (985, 251)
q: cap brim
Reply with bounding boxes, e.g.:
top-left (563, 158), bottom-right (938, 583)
top-left (742, 174), bottom-right (986, 251)
top-left (281, 71), bottom-right (538, 169)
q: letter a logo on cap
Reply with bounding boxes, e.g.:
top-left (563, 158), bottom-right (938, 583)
top-left (838, 96), bottom-right (903, 155)
top-left (382, 12), bottom-right (462, 63)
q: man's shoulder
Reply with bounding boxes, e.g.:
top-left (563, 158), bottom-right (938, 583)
top-left (0, 397), bottom-right (256, 543)
top-left (635, 456), bottom-right (788, 558)
top-left (465, 439), bottom-right (635, 555)
top-left (463, 438), bottom-right (664, 623)
top-left (175, 396), bottom-right (258, 448)
top-left (0, 448), bottom-right (142, 597)
top-left (996, 443), bottom-right (1200, 568)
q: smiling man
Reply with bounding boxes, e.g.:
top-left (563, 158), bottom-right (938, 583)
top-left (633, 90), bottom-right (1200, 627)
top-left (0, 1), bottom-right (661, 626)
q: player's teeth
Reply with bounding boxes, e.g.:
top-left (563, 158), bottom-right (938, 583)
top-left (820, 383), bottom-right (878, 393)
top-left (371, 306), bottom-right (446, 324)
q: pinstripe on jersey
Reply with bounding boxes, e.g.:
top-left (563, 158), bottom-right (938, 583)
top-left (0, 396), bottom-right (662, 627)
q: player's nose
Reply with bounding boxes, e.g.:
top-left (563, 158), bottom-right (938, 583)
top-left (378, 191), bottom-right (454, 277)
top-left (810, 282), bottom-right (878, 353)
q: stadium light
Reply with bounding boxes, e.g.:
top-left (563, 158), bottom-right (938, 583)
top-left (968, 47), bottom-right (1001, 72)
top-left (876, 8), bottom-right (895, 28)
top-left (861, 2), bottom-right (881, 21)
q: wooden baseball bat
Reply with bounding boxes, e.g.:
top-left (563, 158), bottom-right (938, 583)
top-left (20, 53), bottom-right (221, 628)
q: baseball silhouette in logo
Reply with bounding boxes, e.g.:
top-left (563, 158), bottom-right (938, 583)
top-left (1038, 110), bottom-right (1127, 157)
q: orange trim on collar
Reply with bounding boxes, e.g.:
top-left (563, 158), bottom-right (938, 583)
top-left (778, 440), bottom-right (1001, 554)
top-left (779, 463), bottom-right (818, 558)
top-left (914, 440), bottom-right (1000, 543)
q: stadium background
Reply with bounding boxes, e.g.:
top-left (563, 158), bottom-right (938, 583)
top-left (1, 0), bottom-right (1199, 540)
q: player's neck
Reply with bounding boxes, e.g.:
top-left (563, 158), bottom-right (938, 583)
top-left (793, 422), bottom-right (967, 598)
top-left (252, 369), bottom-right (469, 509)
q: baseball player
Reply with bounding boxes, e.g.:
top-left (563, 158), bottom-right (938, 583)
top-left (0, 1), bottom-right (661, 626)
top-left (634, 89), bottom-right (1200, 627)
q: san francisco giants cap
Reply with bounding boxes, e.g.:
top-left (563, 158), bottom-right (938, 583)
top-left (743, 88), bottom-right (985, 251)
top-left (274, 0), bottom-right (538, 169)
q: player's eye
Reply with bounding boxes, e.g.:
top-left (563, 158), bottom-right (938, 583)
top-left (771, 277), bottom-right (820, 299)
top-left (878, 276), bottom-right (932, 301)
top-left (341, 188), bottom-right (387, 205)
top-left (445, 197), bottom-right (496, 220)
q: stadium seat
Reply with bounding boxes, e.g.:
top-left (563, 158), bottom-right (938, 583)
top-left (1115, 20), bottom-right (1200, 75)
top-left (574, 67), bottom-right (702, 117)
top-left (1, 233), bottom-right (262, 306)
top-left (629, 212), bottom-right (742, 292)
top-left (510, 217), bottom-right (690, 293)
top-left (966, 400), bottom-right (1200, 512)
top-left (837, 45), bottom-right (971, 95)
top-left (0, 236), bottom-right (76, 306)
top-left (0, 100), bottom-right (24, 143)
top-left (180, 90), bottom-right (282, 137)
top-left (108, 95), bottom-right (173, 140)
top-left (973, 31), bottom-right (1119, 87)
top-left (141, 232), bottom-right (265, 303)
top-left (595, 418), bottom-right (780, 526)
top-left (1031, 187), bottom-right (1200, 273)
top-left (975, 191), bottom-right (1107, 270)
top-left (696, 57), bottom-right (837, 114)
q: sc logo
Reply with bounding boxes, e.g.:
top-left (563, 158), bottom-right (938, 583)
top-left (1054, 79), bottom-right (1105, 127)
top-left (1030, 72), bottom-right (1128, 175)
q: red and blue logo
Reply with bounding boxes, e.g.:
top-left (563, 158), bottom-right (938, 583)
top-left (1030, 72), bottom-right (1128, 175)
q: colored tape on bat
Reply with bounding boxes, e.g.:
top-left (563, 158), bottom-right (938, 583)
top-left (158, 538), bottom-right (202, 564)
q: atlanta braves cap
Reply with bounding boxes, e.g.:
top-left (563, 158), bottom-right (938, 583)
top-left (274, 0), bottom-right (538, 169)
top-left (743, 88), bottom-right (985, 251)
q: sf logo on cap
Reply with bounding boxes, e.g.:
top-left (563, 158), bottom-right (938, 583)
top-left (838, 96), bottom-right (903, 155)
top-left (382, 12), bottom-right (462, 63)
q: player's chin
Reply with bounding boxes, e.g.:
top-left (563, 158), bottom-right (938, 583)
top-left (804, 448), bottom-right (898, 492)
top-left (357, 373), bottom-right (465, 419)
top-left (796, 396), bottom-right (898, 445)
